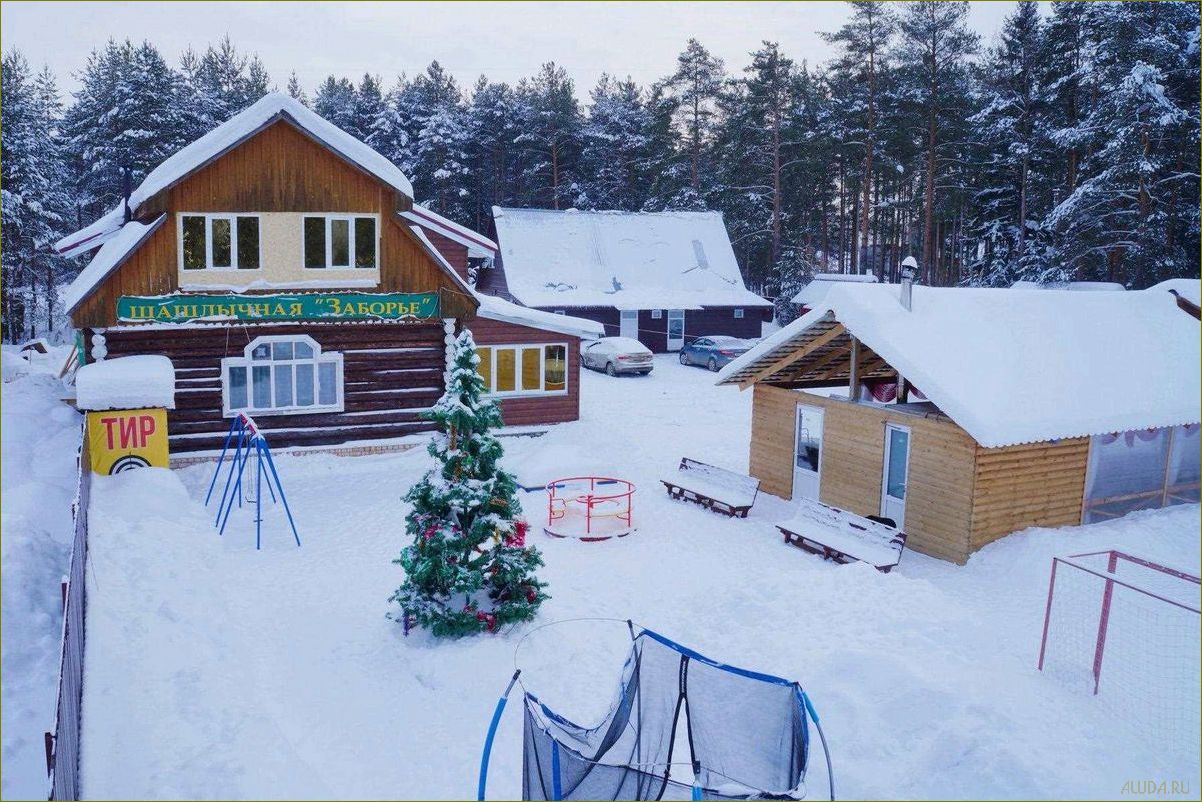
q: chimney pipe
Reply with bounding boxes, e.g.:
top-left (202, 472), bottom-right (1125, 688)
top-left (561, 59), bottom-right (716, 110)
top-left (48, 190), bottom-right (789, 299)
top-left (121, 166), bottom-right (132, 224)
top-left (900, 256), bottom-right (918, 311)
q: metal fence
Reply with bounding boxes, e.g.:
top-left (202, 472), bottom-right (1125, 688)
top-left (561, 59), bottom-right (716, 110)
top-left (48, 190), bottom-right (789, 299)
top-left (47, 428), bottom-right (89, 800)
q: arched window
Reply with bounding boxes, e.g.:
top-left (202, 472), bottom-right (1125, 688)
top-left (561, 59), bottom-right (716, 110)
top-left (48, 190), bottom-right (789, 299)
top-left (221, 335), bottom-right (343, 416)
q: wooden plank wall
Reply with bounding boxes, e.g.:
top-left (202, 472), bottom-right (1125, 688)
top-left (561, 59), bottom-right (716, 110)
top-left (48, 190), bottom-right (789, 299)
top-left (93, 321), bottom-right (446, 452)
top-left (72, 119), bottom-right (475, 328)
top-left (969, 439), bottom-right (1089, 551)
top-left (465, 317), bottom-right (581, 426)
top-left (749, 385), bottom-right (979, 563)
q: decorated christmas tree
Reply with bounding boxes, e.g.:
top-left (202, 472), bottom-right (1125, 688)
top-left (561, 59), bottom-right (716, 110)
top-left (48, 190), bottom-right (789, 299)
top-left (391, 330), bottom-right (548, 637)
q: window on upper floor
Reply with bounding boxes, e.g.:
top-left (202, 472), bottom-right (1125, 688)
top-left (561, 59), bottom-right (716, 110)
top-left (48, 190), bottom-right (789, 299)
top-left (222, 335), bottom-right (343, 416)
top-left (303, 215), bottom-right (378, 270)
top-left (180, 214), bottom-right (261, 271)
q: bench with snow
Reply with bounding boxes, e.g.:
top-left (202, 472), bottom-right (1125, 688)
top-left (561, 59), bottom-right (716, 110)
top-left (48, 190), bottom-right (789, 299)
top-left (660, 458), bottom-right (760, 518)
top-left (776, 499), bottom-right (907, 573)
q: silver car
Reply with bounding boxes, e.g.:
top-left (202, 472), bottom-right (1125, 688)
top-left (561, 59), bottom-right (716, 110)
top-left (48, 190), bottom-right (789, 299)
top-left (581, 337), bottom-right (654, 376)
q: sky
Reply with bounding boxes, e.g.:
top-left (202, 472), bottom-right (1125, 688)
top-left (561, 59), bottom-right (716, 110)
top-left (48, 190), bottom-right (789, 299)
top-left (0, 1), bottom-right (1020, 97)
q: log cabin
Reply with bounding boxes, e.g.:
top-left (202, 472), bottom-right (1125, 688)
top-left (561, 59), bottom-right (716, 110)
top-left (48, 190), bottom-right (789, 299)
top-left (716, 280), bottom-right (1201, 564)
top-left (481, 207), bottom-right (773, 352)
top-left (55, 93), bottom-right (600, 454)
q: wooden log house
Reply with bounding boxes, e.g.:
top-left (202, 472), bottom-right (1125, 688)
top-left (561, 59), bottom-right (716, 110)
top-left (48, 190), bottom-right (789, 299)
top-left (56, 93), bottom-right (600, 454)
top-left (717, 280), bottom-right (1201, 564)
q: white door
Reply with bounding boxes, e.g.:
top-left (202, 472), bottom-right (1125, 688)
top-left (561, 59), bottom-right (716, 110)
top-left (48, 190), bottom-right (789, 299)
top-left (619, 309), bottom-right (638, 340)
top-left (667, 309), bottom-right (685, 351)
top-left (880, 424), bottom-right (911, 529)
top-left (793, 405), bottom-right (824, 501)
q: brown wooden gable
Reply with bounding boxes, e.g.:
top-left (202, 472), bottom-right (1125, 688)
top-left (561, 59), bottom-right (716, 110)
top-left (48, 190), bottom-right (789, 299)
top-left (71, 118), bottom-right (476, 328)
top-left (729, 315), bottom-right (897, 391)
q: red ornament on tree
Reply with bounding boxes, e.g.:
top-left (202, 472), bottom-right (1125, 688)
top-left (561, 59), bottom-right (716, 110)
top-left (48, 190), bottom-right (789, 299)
top-left (505, 518), bottom-right (529, 548)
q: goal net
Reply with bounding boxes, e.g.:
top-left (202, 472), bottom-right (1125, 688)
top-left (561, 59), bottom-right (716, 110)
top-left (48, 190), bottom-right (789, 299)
top-left (1038, 550), bottom-right (1200, 771)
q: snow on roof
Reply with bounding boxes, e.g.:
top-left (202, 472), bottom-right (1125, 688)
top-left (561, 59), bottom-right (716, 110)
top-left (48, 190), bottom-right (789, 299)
top-left (1010, 280), bottom-right (1127, 292)
top-left (718, 284), bottom-right (1201, 448)
top-left (1148, 278), bottom-right (1201, 307)
top-left (406, 225), bottom-right (477, 298)
top-left (402, 205), bottom-right (497, 258)
top-left (63, 215), bottom-right (166, 313)
top-left (473, 293), bottom-right (604, 339)
top-left (793, 274), bottom-right (884, 308)
top-left (491, 207), bottom-right (771, 310)
top-left (56, 92), bottom-right (414, 255)
top-left (76, 355), bottom-right (176, 410)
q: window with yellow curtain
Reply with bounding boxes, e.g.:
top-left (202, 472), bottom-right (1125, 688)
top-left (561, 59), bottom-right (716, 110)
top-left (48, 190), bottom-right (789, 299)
top-left (477, 346), bottom-right (492, 391)
top-left (544, 345), bottom-right (566, 391)
top-left (521, 347), bottom-right (542, 391)
top-left (495, 348), bottom-right (516, 392)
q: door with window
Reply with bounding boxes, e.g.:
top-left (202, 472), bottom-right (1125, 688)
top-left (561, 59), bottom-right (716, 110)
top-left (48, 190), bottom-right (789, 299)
top-left (880, 424), bottom-right (911, 528)
top-left (793, 405), bottom-right (824, 501)
top-left (667, 309), bottom-right (685, 351)
top-left (619, 309), bottom-right (638, 340)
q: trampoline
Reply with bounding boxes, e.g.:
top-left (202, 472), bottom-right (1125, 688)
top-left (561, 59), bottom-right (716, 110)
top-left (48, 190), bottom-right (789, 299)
top-left (478, 620), bottom-right (835, 801)
top-left (545, 476), bottom-right (636, 541)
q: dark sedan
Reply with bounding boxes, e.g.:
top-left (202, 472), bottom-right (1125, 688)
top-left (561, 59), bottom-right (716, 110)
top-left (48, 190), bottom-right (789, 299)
top-left (678, 336), bottom-right (755, 371)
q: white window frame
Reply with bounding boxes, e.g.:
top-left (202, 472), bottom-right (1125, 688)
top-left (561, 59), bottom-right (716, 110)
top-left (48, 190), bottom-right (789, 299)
top-left (733, 308), bottom-right (745, 319)
top-left (220, 334), bottom-right (344, 417)
top-left (178, 212), bottom-right (262, 272)
top-left (476, 342), bottom-right (570, 398)
top-left (302, 213), bottom-right (380, 270)
top-left (650, 309), bottom-right (663, 319)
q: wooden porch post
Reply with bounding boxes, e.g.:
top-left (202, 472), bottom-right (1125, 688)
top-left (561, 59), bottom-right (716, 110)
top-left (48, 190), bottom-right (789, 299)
top-left (847, 337), bottom-right (861, 402)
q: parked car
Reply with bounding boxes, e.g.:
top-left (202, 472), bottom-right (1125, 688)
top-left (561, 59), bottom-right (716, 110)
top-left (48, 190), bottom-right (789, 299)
top-left (678, 336), bottom-right (755, 371)
top-left (581, 337), bottom-right (654, 376)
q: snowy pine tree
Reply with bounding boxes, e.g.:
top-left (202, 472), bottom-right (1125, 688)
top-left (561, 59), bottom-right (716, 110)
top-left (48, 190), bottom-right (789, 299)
top-left (578, 74), bottom-right (654, 210)
top-left (514, 63), bottom-right (582, 210)
top-left (391, 331), bottom-right (548, 638)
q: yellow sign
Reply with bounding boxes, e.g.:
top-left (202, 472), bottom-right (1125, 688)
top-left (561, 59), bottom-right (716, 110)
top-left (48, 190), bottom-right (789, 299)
top-left (86, 408), bottom-right (169, 474)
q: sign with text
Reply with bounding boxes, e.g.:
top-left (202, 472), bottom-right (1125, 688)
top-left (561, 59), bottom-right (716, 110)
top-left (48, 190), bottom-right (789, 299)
top-left (117, 292), bottom-right (441, 323)
top-left (86, 408), bottom-right (169, 474)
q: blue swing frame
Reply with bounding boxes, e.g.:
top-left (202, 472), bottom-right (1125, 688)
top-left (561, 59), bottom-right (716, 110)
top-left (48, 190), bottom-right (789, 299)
top-left (204, 413), bottom-right (301, 550)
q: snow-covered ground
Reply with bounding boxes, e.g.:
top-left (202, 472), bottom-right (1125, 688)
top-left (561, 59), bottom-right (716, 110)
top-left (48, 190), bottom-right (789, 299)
top-left (8, 354), bottom-right (1200, 799)
top-left (1, 346), bottom-right (82, 800)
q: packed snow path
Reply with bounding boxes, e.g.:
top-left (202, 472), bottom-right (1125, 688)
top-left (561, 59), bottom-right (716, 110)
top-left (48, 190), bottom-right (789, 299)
top-left (79, 356), bottom-right (1199, 799)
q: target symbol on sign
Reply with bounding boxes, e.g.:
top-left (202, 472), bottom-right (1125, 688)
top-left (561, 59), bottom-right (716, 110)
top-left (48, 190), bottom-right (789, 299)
top-left (109, 454), bottom-right (152, 474)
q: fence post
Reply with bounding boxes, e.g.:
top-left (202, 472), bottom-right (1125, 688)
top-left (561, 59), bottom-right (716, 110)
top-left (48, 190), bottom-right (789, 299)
top-left (1037, 558), bottom-right (1060, 671)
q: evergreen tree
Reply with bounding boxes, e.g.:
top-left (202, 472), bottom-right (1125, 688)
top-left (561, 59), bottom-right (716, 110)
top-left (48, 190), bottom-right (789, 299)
top-left (515, 63), bottom-right (582, 209)
top-left (968, 0), bottom-right (1049, 285)
top-left (461, 77), bottom-right (521, 229)
top-left (896, 1), bottom-right (979, 284)
top-left (353, 73), bottom-right (385, 142)
top-left (286, 71), bottom-right (309, 105)
top-left (2, 51), bottom-right (72, 341)
top-left (659, 39), bottom-right (725, 197)
top-left (313, 75), bottom-right (359, 136)
top-left (370, 74), bottom-right (415, 171)
top-left (578, 74), bottom-right (653, 210)
top-left (391, 332), bottom-right (548, 638)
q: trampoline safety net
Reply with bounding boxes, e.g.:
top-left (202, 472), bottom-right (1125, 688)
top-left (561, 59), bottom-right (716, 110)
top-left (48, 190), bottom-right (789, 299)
top-left (522, 629), bottom-right (811, 800)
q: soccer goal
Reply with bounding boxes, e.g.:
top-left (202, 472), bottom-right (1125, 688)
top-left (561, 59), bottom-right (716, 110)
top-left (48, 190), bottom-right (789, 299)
top-left (1037, 550), bottom-right (1200, 764)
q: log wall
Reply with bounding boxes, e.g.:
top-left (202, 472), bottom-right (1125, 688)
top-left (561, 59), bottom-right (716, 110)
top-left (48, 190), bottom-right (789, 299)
top-left (465, 317), bottom-right (581, 426)
top-left (749, 385), bottom-right (979, 563)
top-left (92, 321), bottom-right (446, 452)
top-left (969, 438), bottom-right (1089, 550)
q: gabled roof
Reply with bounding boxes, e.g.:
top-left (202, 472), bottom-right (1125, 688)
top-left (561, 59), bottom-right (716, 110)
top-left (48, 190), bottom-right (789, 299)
top-left (717, 283), bottom-right (1201, 448)
top-left (402, 205), bottom-right (497, 258)
top-left (793, 273), bottom-right (881, 308)
top-left (491, 207), bottom-right (771, 310)
top-left (63, 215), bottom-right (167, 313)
top-left (55, 92), bottom-right (414, 256)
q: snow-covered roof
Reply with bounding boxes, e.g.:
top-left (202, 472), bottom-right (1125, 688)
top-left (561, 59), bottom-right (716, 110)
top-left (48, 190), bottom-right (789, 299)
top-left (63, 215), bottom-right (167, 313)
top-left (402, 205), bottom-right (497, 258)
top-left (1148, 278), bottom-right (1201, 307)
top-left (491, 207), bottom-right (771, 310)
top-left (717, 284), bottom-right (1201, 448)
top-left (793, 274), bottom-right (883, 308)
top-left (76, 355), bottom-right (176, 410)
top-left (56, 92), bottom-right (414, 255)
top-left (1010, 280), bottom-right (1127, 292)
top-left (473, 294), bottom-right (604, 339)
top-left (406, 225), bottom-right (477, 298)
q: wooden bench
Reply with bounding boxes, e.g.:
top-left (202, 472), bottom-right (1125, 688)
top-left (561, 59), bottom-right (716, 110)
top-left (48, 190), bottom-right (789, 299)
top-left (661, 458), bottom-right (760, 518)
top-left (776, 499), bottom-right (907, 572)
